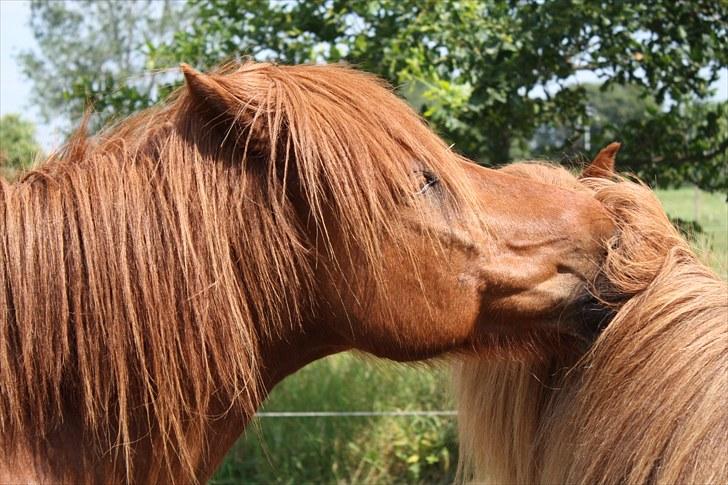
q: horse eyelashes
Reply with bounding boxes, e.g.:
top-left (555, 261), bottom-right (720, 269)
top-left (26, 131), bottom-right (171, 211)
top-left (415, 170), bottom-right (440, 195)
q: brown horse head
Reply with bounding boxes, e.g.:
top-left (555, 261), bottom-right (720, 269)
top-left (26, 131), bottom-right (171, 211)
top-left (456, 145), bottom-right (727, 485)
top-left (1, 62), bottom-right (614, 482)
top-left (179, 63), bottom-right (614, 363)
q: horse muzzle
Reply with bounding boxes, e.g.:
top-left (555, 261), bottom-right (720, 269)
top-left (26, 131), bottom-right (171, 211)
top-left (561, 287), bottom-right (617, 343)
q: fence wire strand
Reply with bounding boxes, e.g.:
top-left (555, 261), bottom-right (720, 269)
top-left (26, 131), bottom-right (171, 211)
top-left (255, 410), bottom-right (457, 418)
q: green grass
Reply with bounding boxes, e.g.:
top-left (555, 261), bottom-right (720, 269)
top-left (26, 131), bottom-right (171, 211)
top-left (212, 355), bottom-right (457, 484)
top-left (655, 187), bottom-right (728, 279)
top-left (214, 188), bottom-right (726, 484)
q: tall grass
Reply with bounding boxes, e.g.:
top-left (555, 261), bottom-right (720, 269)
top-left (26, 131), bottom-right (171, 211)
top-left (656, 188), bottom-right (727, 279)
top-left (212, 355), bottom-right (457, 484)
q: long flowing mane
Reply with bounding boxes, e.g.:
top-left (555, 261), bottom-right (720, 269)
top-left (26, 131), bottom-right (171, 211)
top-left (0, 62), bottom-right (476, 480)
top-left (456, 171), bottom-right (728, 484)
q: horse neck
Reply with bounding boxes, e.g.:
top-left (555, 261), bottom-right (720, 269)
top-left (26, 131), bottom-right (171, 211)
top-left (457, 272), bottom-right (728, 485)
top-left (538, 278), bottom-right (728, 484)
top-left (0, 292), bottom-right (345, 484)
top-left (0, 161), bottom-right (349, 482)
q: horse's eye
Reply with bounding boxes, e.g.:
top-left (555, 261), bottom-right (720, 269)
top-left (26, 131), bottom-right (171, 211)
top-left (416, 170), bottom-right (439, 195)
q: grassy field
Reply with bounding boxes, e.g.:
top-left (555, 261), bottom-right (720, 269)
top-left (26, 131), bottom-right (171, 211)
top-left (212, 356), bottom-right (458, 484)
top-left (655, 187), bottom-right (727, 279)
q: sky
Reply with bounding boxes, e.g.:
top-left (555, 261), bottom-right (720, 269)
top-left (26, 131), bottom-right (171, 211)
top-left (0, 0), bottom-right (64, 149)
top-left (1, 0), bottom-right (727, 152)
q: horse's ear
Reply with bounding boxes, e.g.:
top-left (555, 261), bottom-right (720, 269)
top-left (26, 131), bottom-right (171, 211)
top-left (582, 142), bottom-right (620, 179)
top-left (181, 63), bottom-right (271, 156)
top-left (181, 63), bottom-right (240, 119)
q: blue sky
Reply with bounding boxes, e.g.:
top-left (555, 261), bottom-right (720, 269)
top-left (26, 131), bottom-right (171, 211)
top-left (2, 0), bottom-right (726, 151)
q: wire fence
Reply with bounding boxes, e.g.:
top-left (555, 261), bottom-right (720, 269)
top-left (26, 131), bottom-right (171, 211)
top-left (255, 410), bottom-right (457, 418)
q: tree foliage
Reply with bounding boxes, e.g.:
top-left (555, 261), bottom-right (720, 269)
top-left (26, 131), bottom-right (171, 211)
top-left (596, 97), bottom-right (727, 192)
top-left (18, 0), bottom-right (187, 130)
top-left (534, 84), bottom-right (727, 192)
top-left (0, 114), bottom-right (43, 171)
top-left (20, 0), bottom-right (728, 191)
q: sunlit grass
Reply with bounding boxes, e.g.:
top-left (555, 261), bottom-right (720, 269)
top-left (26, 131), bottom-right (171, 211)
top-left (655, 187), bottom-right (727, 279)
top-left (212, 355), bottom-right (457, 484)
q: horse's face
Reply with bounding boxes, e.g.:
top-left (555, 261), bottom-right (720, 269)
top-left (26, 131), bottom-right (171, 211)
top-left (180, 64), bottom-right (615, 362)
top-left (319, 153), bottom-right (616, 361)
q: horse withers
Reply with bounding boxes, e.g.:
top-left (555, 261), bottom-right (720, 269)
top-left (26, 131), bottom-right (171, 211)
top-left (1, 62), bottom-right (614, 482)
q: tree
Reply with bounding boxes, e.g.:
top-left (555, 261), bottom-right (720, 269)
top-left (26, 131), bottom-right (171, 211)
top-left (530, 84), bottom-right (662, 159)
top-left (532, 84), bottom-right (727, 192)
top-left (21, 0), bottom-right (728, 190)
top-left (584, 86), bottom-right (727, 192)
top-left (18, 0), bottom-right (187, 130)
top-left (0, 114), bottom-right (44, 171)
top-left (617, 100), bottom-right (727, 192)
top-left (147, 0), bottom-right (727, 190)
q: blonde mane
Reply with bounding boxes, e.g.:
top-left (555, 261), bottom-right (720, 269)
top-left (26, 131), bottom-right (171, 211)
top-left (457, 172), bottom-right (728, 484)
top-left (0, 62), bottom-right (475, 480)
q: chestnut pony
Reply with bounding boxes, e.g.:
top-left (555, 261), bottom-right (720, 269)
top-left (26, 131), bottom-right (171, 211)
top-left (0, 62), bottom-right (613, 483)
top-left (457, 145), bottom-right (728, 484)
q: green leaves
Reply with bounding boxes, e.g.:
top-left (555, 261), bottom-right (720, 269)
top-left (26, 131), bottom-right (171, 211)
top-left (19, 0), bottom-right (188, 131)
top-left (21, 0), bottom-right (728, 191)
top-left (0, 114), bottom-right (44, 171)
